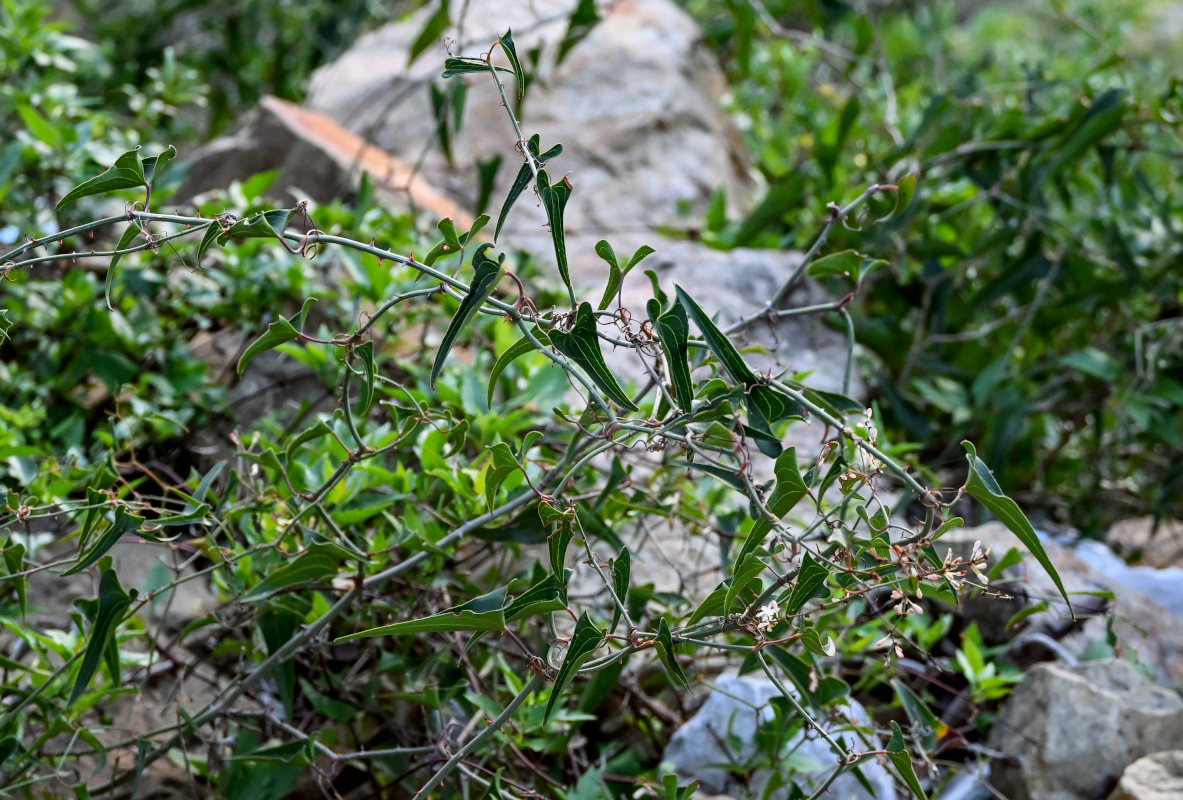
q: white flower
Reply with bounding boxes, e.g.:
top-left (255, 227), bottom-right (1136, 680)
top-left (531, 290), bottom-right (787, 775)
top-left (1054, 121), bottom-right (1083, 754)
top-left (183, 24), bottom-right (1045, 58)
top-left (754, 600), bottom-right (781, 632)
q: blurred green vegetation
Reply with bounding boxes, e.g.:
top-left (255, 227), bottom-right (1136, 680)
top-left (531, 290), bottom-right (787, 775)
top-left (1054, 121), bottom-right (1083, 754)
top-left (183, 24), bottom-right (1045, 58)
top-left (688, 0), bottom-right (1183, 533)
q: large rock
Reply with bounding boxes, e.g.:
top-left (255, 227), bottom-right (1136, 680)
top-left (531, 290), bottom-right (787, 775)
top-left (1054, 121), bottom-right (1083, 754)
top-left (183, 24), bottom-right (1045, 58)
top-left (986, 659), bottom-right (1183, 800)
top-left (939, 523), bottom-right (1183, 689)
top-left (172, 96), bottom-right (471, 222)
top-left (662, 672), bottom-right (897, 800)
top-left (305, 0), bottom-right (759, 284)
top-left (1105, 517), bottom-right (1183, 569)
top-left (1107, 750), bottom-right (1183, 800)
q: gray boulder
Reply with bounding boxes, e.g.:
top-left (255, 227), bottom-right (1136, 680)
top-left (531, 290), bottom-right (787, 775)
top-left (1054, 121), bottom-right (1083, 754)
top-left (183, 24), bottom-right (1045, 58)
top-left (662, 672), bottom-right (898, 800)
top-left (987, 659), bottom-right (1183, 800)
top-left (1107, 750), bottom-right (1183, 800)
top-left (305, 0), bottom-right (760, 285)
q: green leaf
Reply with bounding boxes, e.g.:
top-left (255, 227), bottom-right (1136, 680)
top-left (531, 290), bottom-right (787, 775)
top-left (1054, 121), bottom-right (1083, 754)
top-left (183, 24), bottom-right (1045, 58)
top-left (337, 587), bottom-right (511, 640)
top-left (409, 0), bottom-right (450, 64)
top-left (537, 169), bottom-right (575, 303)
top-left (0, 736), bottom-right (17, 769)
top-left (597, 242), bottom-right (654, 310)
top-left (801, 626), bottom-right (835, 657)
top-left (540, 503), bottom-right (574, 576)
top-left (504, 572), bottom-right (568, 622)
top-left (424, 216), bottom-right (461, 265)
top-left (0, 309), bottom-right (11, 344)
top-left (196, 220), bottom-right (223, 268)
top-left (354, 341), bottom-right (376, 416)
top-left (498, 30), bottom-right (526, 99)
top-left (241, 543), bottom-right (344, 603)
top-left (64, 506), bottom-right (147, 576)
top-left (735, 447), bottom-right (808, 566)
top-left (556, 0), bottom-right (601, 66)
top-left (686, 583), bottom-right (726, 626)
top-left (237, 296), bottom-right (316, 376)
top-left (18, 104), bottom-right (62, 149)
top-left (217, 208), bottom-right (293, 246)
top-left (104, 223), bottom-right (141, 311)
top-left (484, 442), bottom-right (522, 512)
top-left (671, 460), bottom-right (746, 492)
top-left (725, 554), bottom-right (766, 616)
top-left (3, 541), bottom-right (27, 615)
top-left (808, 250), bottom-right (860, 280)
top-left (545, 612), bottom-right (605, 721)
top-left (140, 145), bottom-right (176, 192)
top-left (237, 317), bottom-right (299, 376)
top-left (57, 147), bottom-right (146, 209)
top-left (610, 547), bottom-right (630, 632)
top-left (70, 569), bottom-right (136, 706)
top-left (675, 285), bottom-right (760, 386)
top-left (655, 618), bottom-right (690, 690)
top-left (549, 302), bottom-right (639, 410)
top-left (286, 419), bottom-right (334, 460)
top-left (1028, 88), bottom-right (1127, 190)
top-left (962, 441), bottom-right (1072, 615)
top-left (656, 301), bottom-right (694, 410)
top-left (431, 243), bottom-right (504, 388)
top-left (887, 721), bottom-right (928, 799)
top-left (487, 327), bottom-right (547, 405)
top-left (441, 58), bottom-right (514, 78)
top-left (786, 552), bottom-right (829, 614)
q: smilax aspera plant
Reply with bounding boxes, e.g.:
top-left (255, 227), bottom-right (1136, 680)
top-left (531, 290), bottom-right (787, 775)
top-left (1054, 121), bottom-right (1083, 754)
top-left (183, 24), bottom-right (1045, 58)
top-left (0, 25), bottom-right (1069, 800)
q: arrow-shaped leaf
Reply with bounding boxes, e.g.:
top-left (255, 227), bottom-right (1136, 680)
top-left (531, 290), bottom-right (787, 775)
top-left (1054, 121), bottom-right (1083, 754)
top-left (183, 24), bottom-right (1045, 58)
top-left (656, 301), bottom-right (694, 410)
top-left (336, 587), bottom-right (511, 640)
top-left (495, 136), bottom-right (562, 240)
top-left (538, 168), bottom-right (575, 304)
top-left (655, 618), bottom-right (690, 690)
top-left (545, 612), bottom-right (605, 721)
top-left (887, 721), bottom-right (928, 799)
top-left (675, 285), bottom-right (760, 386)
top-left (70, 569), bottom-right (136, 705)
top-left (962, 441), bottom-right (1072, 615)
top-left (610, 547), bottom-right (630, 632)
top-left (217, 208), bottom-right (293, 246)
top-left (64, 506), bottom-right (149, 576)
top-left (505, 572), bottom-right (568, 622)
top-left (786, 552), bottom-right (830, 614)
top-left (241, 543), bottom-right (345, 603)
top-left (237, 298), bottom-right (315, 375)
top-left (549, 302), bottom-right (638, 410)
top-left (725, 554), bottom-right (767, 616)
top-left (57, 147), bottom-right (146, 209)
top-left (540, 503), bottom-right (574, 577)
top-left (487, 327), bottom-right (548, 405)
top-left (431, 243), bottom-right (504, 388)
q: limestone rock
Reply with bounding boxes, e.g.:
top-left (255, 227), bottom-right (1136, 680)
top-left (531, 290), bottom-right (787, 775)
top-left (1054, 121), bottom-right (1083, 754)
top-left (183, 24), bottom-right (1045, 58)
top-left (662, 672), bottom-right (897, 800)
top-left (1105, 517), bottom-right (1183, 569)
top-left (172, 95), bottom-right (471, 222)
top-left (1107, 750), bottom-right (1183, 800)
top-left (986, 659), bottom-right (1183, 800)
top-left (305, 0), bottom-right (759, 284)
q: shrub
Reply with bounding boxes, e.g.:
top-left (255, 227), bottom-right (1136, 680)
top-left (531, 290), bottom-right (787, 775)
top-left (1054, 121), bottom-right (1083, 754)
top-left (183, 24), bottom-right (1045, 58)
top-left (1, 8), bottom-right (1070, 799)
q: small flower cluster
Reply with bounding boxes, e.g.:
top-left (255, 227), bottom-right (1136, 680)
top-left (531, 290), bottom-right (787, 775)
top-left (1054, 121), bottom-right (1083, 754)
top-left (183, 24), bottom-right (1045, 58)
top-left (934, 539), bottom-right (991, 591)
top-left (754, 600), bottom-right (781, 633)
top-left (889, 539), bottom-right (991, 616)
top-left (837, 407), bottom-right (883, 488)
